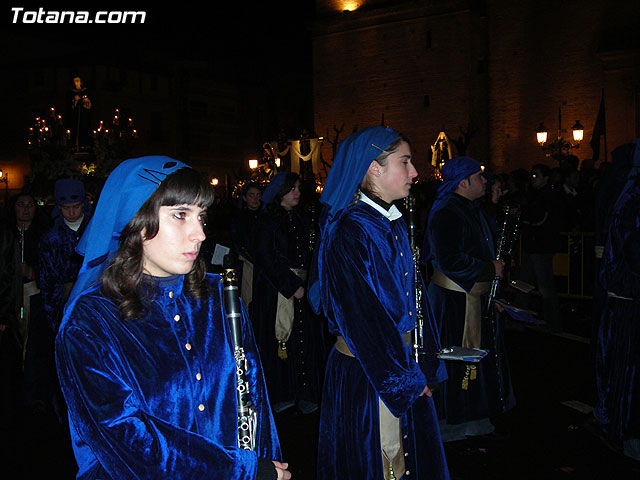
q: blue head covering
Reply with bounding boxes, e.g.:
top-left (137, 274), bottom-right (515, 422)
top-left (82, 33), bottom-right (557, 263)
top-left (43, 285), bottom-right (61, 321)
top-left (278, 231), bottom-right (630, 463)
top-left (319, 126), bottom-right (400, 218)
top-left (421, 156), bottom-right (483, 264)
top-left (51, 178), bottom-right (93, 220)
top-left (67, 156), bottom-right (189, 304)
top-left (308, 126), bottom-right (401, 313)
top-left (54, 179), bottom-right (85, 205)
top-left (261, 172), bottom-right (289, 209)
top-left (435, 156), bottom-right (482, 202)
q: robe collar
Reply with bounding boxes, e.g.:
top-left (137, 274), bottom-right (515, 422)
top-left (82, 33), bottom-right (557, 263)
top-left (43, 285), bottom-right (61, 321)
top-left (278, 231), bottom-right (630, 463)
top-left (358, 190), bottom-right (403, 221)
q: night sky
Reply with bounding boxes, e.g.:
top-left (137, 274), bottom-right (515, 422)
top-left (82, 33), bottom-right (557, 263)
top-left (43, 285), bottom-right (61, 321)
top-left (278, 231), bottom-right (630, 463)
top-left (2, 2), bottom-right (316, 81)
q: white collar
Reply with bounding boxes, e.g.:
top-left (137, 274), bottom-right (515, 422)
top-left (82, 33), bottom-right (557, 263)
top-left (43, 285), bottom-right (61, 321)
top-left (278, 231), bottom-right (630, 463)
top-left (64, 214), bottom-right (84, 232)
top-left (358, 192), bottom-right (403, 221)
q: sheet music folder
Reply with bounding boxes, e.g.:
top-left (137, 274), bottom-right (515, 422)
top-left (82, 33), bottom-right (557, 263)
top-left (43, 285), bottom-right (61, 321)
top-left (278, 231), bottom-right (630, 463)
top-left (437, 347), bottom-right (489, 363)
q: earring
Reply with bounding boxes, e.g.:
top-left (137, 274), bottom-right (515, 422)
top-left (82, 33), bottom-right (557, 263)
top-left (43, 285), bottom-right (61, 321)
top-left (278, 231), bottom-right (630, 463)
top-left (377, 172), bottom-right (381, 177)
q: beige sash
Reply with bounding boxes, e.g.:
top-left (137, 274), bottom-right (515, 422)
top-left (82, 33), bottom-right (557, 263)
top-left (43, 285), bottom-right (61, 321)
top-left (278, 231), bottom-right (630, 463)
top-left (335, 334), bottom-right (412, 480)
top-left (607, 291), bottom-right (635, 301)
top-left (275, 269), bottom-right (307, 343)
top-left (238, 255), bottom-right (254, 307)
top-left (430, 269), bottom-right (491, 349)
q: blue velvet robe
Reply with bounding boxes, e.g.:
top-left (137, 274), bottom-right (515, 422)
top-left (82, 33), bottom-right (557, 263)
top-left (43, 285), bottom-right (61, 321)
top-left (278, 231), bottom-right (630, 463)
top-left (55, 274), bottom-right (281, 479)
top-left (251, 208), bottom-right (325, 408)
top-left (40, 216), bottom-right (88, 332)
top-left (426, 194), bottom-right (515, 424)
top-left (596, 180), bottom-right (640, 442)
top-left (316, 201), bottom-right (449, 480)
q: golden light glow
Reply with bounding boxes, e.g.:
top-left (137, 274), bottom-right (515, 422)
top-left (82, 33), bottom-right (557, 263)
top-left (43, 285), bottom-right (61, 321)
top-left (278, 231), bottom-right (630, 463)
top-left (572, 120), bottom-right (584, 143)
top-left (210, 178), bottom-right (219, 186)
top-left (573, 129), bottom-right (583, 142)
top-left (536, 130), bottom-right (547, 145)
top-left (275, 157), bottom-right (281, 168)
top-left (343, 1), bottom-right (360, 12)
top-left (249, 159), bottom-right (259, 169)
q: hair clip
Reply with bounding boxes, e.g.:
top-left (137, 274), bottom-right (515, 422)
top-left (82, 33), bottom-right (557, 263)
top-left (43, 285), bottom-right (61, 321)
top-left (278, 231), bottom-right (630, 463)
top-left (371, 143), bottom-right (387, 153)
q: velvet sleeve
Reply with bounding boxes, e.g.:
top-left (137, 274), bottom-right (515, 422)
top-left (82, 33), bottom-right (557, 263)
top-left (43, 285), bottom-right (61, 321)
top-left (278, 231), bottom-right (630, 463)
top-left (325, 228), bottom-right (426, 417)
top-left (254, 216), bottom-right (303, 298)
top-left (39, 232), bottom-right (64, 331)
top-left (56, 303), bottom-right (259, 479)
top-left (428, 207), bottom-right (491, 291)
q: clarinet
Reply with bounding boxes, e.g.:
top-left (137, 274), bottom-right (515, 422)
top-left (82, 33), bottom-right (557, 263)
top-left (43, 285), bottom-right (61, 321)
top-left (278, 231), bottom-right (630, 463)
top-left (485, 205), bottom-right (521, 312)
top-left (19, 224), bottom-right (25, 322)
top-left (406, 194), bottom-right (424, 362)
top-left (222, 261), bottom-right (257, 451)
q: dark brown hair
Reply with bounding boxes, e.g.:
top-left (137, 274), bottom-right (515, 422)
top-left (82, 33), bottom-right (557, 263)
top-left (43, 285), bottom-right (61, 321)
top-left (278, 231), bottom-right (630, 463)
top-left (359, 134), bottom-right (411, 199)
top-left (266, 172), bottom-right (300, 217)
top-left (102, 167), bottom-right (215, 319)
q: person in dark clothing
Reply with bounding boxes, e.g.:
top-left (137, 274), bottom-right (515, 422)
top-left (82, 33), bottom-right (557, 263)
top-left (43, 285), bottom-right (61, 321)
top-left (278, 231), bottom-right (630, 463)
top-left (425, 157), bottom-right (514, 442)
top-left (517, 164), bottom-right (563, 332)
top-left (595, 139), bottom-right (640, 461)
top-left (231, 183), bottom-right (262, 307)
top-left (40, 179), bottom-right (91, 332)
top-left (251, 172), bottom-right (325, 415)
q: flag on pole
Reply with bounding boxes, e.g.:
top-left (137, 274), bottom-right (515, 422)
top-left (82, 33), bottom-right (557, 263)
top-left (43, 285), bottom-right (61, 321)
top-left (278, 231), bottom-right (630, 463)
top-left (590, 89), bottom-right (607, 162)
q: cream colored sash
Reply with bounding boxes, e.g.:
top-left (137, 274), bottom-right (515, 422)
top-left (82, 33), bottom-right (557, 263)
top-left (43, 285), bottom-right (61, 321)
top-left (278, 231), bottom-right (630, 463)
top-left (335, 334), bottom-right (412, 480)
top-left (275, 269), bottom-right (307, 342)
top-left (430, 269), bottom-right (491, 349)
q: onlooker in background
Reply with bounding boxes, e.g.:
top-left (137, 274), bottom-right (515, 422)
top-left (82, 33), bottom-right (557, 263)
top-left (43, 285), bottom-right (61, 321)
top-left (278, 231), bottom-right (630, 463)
top-left (231, 182), bottom-right (262, 307)
top-left (517, 164), bottom-right (563, 332)
top-left (3, 193), bottom-right (50, 347)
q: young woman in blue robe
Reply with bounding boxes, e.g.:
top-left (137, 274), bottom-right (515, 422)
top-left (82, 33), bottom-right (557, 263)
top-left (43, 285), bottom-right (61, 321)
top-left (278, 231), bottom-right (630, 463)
top-left (250, 172), bottom-right (325, 414)
top-left (55, 156), bottom-right (289, 479)
top-left (309, 126), bottom-right (449, 480)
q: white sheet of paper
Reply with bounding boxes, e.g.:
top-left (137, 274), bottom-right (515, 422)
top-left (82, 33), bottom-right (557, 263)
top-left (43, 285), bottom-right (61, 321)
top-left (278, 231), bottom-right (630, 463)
top-left (211, 244), bottom-right (230, 265)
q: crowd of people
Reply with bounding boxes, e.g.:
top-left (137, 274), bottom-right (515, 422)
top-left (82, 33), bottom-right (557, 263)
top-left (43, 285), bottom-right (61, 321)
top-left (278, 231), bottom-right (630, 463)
top-left (0, 130), bottom-right (637, 479)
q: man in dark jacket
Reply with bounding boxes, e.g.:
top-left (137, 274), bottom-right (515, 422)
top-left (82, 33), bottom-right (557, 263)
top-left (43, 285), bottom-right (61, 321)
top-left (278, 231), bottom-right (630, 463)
top-left (518, 164), bottom-right (563, 331)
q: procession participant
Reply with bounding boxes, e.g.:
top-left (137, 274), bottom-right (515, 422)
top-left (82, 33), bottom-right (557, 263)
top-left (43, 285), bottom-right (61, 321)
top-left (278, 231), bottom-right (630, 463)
top-left (40, 178), bottom-right (91, 333)
top-left (22, 179), bottom-right (91, 422)
top-left (56, 156), bottom-right (289, 480)
top-left (309, 126), bottom-right (449, 480)
top-left (424, 156), bottom-right (515, 443)
top-left (251, 172), bottom-right (325, 414)
top-left (231, 182), bottom-right (262, 307)
top-left (595, 139), bottom-right (640, 461)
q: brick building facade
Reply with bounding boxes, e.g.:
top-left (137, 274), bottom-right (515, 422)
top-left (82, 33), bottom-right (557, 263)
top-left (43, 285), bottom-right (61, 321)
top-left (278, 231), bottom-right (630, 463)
top-left (312, 0), bottom-right (640, 174)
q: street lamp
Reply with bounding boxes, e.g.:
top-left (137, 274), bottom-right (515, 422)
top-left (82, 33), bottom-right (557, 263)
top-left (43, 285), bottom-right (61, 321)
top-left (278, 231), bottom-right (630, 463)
top-left (536, 106), bottom-right (584, 157)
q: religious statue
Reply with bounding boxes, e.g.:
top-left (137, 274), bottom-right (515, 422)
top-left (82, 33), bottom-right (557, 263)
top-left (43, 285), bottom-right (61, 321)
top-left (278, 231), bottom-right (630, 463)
top-left (67, 75), bottom-right (93, 151)
top-left (431, 130), bottom-right (453, 172)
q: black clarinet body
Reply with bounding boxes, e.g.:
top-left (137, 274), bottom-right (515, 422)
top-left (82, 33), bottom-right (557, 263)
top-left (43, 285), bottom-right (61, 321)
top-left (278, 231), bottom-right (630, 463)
top-left (485, 205), bottom-right (521, 312)
top-left (406, 193), bottom-right (424, 362)
top-left (222, 265), bottom-right (258, 451)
